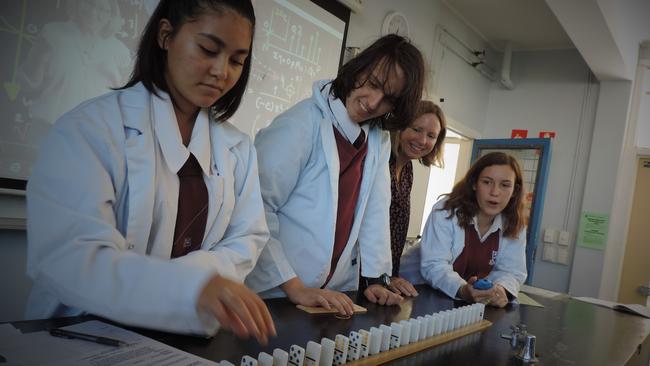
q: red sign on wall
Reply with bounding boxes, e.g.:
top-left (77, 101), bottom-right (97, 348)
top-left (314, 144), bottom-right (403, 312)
top-left (539, 131), bottom-right (556, 138)
top-left (511, 129), bottom-right (528, 139)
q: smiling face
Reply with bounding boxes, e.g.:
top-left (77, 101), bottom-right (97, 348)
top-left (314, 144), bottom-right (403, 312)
top-left (398, 113), bottom-right (441, 161)
top-left (159, 8), bottom-right (252, 117)
top-left (344, 61), bottom-right (406, 124)
top-left (474, 164), bottom-right (516, 222)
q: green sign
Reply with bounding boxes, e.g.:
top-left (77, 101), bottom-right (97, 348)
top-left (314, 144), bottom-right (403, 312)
top-left (577, 212), bottom-right (609, 250)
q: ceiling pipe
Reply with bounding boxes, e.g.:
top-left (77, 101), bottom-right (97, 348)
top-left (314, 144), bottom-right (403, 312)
top-left (500, 41), bottom-right (515, 89)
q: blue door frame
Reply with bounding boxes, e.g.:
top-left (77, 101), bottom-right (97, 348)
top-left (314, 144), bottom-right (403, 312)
top-left (471, 138), bottom-right (552, 284)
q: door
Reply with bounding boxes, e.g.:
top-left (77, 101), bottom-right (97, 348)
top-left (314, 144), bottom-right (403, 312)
top-left (618, 157), bottom-right (650, 306)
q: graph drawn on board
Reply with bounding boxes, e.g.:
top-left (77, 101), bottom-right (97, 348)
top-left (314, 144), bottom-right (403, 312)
top-left (231, 0), bottom-right (344, 137)
top-left (0, 0), bottom-right (156, 183)
top-left (0, 0), bottom-right (346, 185)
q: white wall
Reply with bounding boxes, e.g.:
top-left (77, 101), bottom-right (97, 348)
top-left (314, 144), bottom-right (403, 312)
top-left (483, 49), bottom-right (598, 292)
top-left (570, 80), bottom-right (632, 297)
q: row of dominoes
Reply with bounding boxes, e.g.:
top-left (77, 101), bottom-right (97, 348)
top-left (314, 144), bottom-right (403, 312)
top-left (218, 303), bottom-right (485, 366)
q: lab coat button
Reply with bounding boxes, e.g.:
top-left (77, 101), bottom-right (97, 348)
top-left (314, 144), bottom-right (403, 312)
top-left (127, 244), bottom-right (135, 250)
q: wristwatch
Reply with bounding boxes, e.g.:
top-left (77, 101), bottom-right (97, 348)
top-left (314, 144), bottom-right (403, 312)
top-left (361, 273), bottom-right (391, 289)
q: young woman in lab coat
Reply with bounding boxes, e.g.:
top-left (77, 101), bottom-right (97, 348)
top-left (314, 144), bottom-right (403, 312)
top-left (246, 35), bottom-right (426, 315)
top-left (26, 0), bottom-right (275, 342)
top-left (419, 152), bottom-right (527, 307)
top-left (387, 100), bottom-right (446, 297)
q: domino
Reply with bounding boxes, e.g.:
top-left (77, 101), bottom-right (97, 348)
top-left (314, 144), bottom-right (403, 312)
top-left (389, 322), bottom-right (402, 349)
top-left (358, 329), bottom-right (371, 358)
top-left (417, 316), bottom-right (427, 341)
top-left (273, 348), bottom-right (289, 366)
top-left (289, 345), bottom-right (305, 366)
top-left (333, 334), bottom-right (349, 365)
top-left (425, 314), bottom-right (435, 337)
top-left (440, 310), bottom-right (450, 333)
top-left (379, 324), bottom-right (391, 352)
top-left (258, 352), bottom-right (273, 366)
top-left (319, 337), bottom-right (335, 366)
top-left (369, 327), bottom-right (382, 355)
top-left (399, 320), bottom-right (411, 345)
top-left (305, 341), bottom-right (321, 366)
top-left (409, 318), bottom-right (420, 342)
top-left (241, 355), bottom-right (258, 366)
top-left (347, 331), bottom-right (361, 361)
top-left (433, 313), bottom-right (442, 336)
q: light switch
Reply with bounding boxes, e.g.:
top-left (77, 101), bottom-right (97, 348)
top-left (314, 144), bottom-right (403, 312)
top-left (543, 228), bottom-right (557, 243)
top-left (542, 243), bottom-right (556, 262)
top-left (557, 230), bottom-right (571, 246)
top-left (557, 247), bottom-right (569, 264)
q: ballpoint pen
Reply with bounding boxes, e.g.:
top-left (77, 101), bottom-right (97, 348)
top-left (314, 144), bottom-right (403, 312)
top-left (49, 328), bottom-right (128, 347)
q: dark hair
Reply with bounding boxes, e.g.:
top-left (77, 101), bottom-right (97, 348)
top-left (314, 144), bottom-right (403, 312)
top-left (330, 34), bottom-right (425, 131)
top-left (392, 100), bottom-right (447, 167)
top-left (441, 152), bottom-right (525, 238)
top-left (120, 0), bottom-right (255, 122)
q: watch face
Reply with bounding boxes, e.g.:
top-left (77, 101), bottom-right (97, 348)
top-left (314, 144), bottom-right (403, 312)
top-left (381, 274), bottom-right (391, 287)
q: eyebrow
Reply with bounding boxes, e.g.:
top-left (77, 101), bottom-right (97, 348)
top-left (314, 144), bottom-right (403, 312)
top-left (198, 33), bottom-right (250, 55)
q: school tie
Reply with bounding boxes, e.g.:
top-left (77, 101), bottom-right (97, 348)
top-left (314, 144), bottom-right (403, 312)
top-left (353, 129), bottom-right (366, 149)
top-left (171, 153), bottom-right (208, 258)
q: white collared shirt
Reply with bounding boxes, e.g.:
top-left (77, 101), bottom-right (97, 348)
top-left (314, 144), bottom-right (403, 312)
top-left (320, 83), bottom-right (368, 144)
top-left (148, 90), bottom-right (218, 258)
top-left (471, 214), bottom-right (504, 242)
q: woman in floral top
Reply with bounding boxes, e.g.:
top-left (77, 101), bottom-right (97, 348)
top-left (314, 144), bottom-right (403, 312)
top-left (388, 100), bottom-right (446, 296)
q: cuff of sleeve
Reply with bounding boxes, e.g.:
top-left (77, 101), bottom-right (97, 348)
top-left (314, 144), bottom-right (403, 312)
top-left (178, 265), bottom-right (221, 336)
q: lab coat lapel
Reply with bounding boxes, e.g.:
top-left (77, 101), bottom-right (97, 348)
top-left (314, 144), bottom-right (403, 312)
top-left (119, 84), bottom-right (156, 254)
top-left (319, 116), bottom-right (340, 238)
top-left (201, 122), bottom-right (233, 249)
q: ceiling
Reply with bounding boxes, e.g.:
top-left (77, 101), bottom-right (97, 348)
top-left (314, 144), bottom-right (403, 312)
top-left (443, 0), bottom-right (575, 52)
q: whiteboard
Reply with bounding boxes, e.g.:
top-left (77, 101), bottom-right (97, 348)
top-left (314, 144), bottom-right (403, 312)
top-left (0, 0), bottom-right (347, 187)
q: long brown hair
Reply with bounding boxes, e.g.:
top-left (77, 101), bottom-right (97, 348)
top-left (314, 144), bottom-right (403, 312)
top-left (330, 34), bottom-right (425, 131)
top-left (441, 152), bottom-right (525, 238)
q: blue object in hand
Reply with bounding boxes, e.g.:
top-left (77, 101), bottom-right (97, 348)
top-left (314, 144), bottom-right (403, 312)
top-left (473, 278), bottom-right (493, 290)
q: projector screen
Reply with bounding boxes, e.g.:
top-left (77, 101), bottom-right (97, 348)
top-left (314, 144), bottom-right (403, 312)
top-left (0, 0), bottom-right (348, 189)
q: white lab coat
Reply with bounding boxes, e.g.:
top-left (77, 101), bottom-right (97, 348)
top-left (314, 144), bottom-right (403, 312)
top-left (26, 83), bottom-right (269, 335)
top-left (419, 199), bottom-right (527, 299)
top-left (245, 81), bottom-right (392, 297)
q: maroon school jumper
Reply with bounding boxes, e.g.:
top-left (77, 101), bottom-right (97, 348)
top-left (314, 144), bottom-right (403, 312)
top-left (322, 127), bottom-right (367, 287)
top-left (452, 226), bottom-right (500, 280)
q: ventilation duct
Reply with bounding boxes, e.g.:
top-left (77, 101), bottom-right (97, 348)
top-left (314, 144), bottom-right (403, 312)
top-left (500, 41), bottom-right (515, 89)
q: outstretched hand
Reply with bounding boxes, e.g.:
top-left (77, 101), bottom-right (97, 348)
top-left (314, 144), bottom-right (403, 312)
top-left (197, 274), bottom-right (276, 345)
top-left (282, 277), bottom-right (356, 316)
top-left (364, 284), bottom-right (403, 305)
top-left (389, 276), bottom-right (418, 297)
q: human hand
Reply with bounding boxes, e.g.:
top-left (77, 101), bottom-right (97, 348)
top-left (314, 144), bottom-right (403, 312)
top-left (364, 284), bottom-right (403, 305)
top-left (197, 274), bottom-right (276, 345)
top-left (389, 276), bottom-right (418, 297)
top-left (281, 277), bottom-right (355, 316)
top-left (457, 276), bottom-right (493, 304)
top-left (489, 284), bottom-right (509, 308)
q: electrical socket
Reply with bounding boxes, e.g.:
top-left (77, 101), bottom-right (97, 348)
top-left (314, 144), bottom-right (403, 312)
top-left (557, 230), bottom-right (571, 246)
top-left (542, 243), bottom-right (556, 262)
top-left (543, 228), bottom-right (557, 243)
top-left (556, 247), bottom-right (569, 265)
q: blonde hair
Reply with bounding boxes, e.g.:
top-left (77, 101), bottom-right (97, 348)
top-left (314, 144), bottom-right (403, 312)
top-left (391, 100), bottom-right (447, 167)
